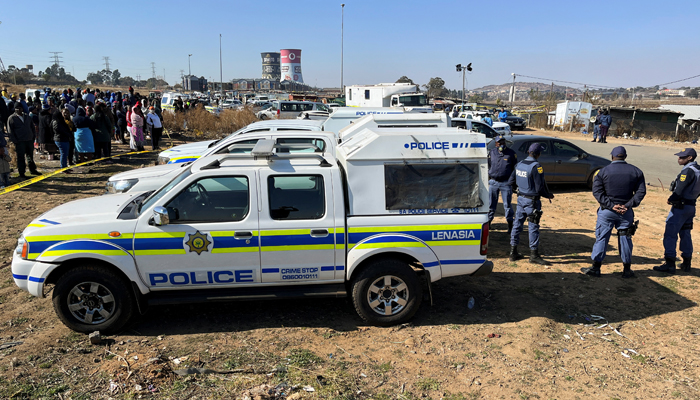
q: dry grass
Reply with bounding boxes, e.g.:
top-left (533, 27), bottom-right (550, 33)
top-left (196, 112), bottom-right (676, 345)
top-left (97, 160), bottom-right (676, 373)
top-left (162, 108), bottom-right (258, 140)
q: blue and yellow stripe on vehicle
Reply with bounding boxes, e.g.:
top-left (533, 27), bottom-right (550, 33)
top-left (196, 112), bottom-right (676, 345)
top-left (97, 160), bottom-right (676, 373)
top-left (347, 224), bottom-right (482, 249)
top-left (168, 156), bottom-right (201, 164)
top-left (132, 232), bottom-right (187, 256)
top-left (260, 228), bottom-right (337, 252)
top-left (210, 231), bottom-right (259, 253)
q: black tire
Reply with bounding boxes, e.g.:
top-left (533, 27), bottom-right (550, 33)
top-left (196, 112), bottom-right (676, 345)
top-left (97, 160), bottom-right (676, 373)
top-left (52, 265), bottom-right (136, 334)
top-left (351, 259), bottom-right (423, 326)
top-left (259, 114), bottom-right (267, 120)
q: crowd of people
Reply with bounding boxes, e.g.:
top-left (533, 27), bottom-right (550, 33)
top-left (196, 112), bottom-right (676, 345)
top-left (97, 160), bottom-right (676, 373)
top-left (0, 86), bottom-right (164, 188)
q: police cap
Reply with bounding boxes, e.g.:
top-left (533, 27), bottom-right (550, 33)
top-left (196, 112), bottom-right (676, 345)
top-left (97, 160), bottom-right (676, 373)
top-left (496, 135), bottom-right (506, 142)
top-left (674, 148), bottom-right (697, 158)
top-left (611, 146), bottom-right (627, 157)
top-left (528, 143), bottom-right (543, 155)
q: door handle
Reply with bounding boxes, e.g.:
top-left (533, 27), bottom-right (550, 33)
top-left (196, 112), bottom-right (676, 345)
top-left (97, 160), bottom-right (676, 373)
top-left (234, 231), bottom-right (253, 239)
top-left (310, 229), bottom-right (329, 237)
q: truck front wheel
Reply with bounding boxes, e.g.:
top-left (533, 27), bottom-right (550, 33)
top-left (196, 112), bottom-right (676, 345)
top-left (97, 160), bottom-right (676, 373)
top-left (52, 265), bottom-right (136, 334)
top-left (351, 259), bottom-right (423, 326)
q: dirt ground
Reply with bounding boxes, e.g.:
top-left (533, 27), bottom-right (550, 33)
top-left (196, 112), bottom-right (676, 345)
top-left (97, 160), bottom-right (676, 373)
top-left (0, 132), bottom-right (699, 400)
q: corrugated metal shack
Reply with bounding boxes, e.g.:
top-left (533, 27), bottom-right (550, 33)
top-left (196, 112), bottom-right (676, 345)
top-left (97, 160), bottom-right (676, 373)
top-left (608, 107), bottom-right (684, 139)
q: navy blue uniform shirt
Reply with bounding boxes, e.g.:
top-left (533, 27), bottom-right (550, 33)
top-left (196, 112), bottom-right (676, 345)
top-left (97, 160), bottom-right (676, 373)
top-left (509, 156), bottom-right (553, 198)
top-left (670, 161), bottom-right (700, 202)
top-left (592, 160), bottom-right (646, 210)
top-left (488, 147), bottom-right (517, 181)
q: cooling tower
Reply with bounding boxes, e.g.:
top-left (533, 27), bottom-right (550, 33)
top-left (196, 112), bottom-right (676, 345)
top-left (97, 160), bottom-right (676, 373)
top-left (280, 49), bottom-right (303, 84)
top-left (261, 52), bottom-right (281, 81)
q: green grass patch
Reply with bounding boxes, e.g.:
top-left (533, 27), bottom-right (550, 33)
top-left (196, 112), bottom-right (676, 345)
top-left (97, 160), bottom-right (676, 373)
top-left (286, 348), bottom-right (322, 368)
top-left (416, 377), bottom-right (441, 391)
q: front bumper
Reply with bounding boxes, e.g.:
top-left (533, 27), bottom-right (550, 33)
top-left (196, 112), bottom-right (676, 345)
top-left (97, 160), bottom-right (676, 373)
top-left (12, 255), bottom-right (58, 298)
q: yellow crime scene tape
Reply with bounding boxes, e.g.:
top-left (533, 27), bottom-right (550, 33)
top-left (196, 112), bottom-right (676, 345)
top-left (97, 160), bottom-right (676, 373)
top-left (0, 149), bottom-right (155, 196)
top-left (0, 131), bottom-right (176, 196)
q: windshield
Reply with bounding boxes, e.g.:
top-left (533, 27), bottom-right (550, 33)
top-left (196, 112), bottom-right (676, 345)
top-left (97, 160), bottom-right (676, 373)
top-left (399, 95), bottom-right (428, 107)
top-left (138, 168), bottom-right (192, 214)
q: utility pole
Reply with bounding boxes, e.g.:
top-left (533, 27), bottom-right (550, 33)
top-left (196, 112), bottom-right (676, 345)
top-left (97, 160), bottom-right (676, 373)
top-left (188, 54), bottom-right (192, 77)
top-left (136, 74), bottom-right (141, 87)
top-left (456, 63), bottom-right (472, 111)
top-left (219, 34), bottom-right (223, 97)
top-left (510, 73), bottom-right (516, 109)
top-left (102, 56), bottom-right (110, 72)
top-left (49, 51), bottom-right (63, 67)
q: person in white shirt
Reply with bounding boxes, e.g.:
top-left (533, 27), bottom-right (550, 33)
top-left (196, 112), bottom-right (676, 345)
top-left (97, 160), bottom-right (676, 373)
top-left (146, 106), bottom-right (163, 150)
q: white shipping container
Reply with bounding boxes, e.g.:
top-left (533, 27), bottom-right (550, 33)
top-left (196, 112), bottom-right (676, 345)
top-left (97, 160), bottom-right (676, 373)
top-left (554, 101), bottom-right (592, 130)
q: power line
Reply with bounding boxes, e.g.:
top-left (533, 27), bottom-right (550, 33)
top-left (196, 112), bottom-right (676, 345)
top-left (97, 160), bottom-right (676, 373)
top-left (513, 73), bottom-right (616, 89)
top-left (654, 73), bottom-right (700, 88)
top-left (102, 56), bottom-right (110, 72)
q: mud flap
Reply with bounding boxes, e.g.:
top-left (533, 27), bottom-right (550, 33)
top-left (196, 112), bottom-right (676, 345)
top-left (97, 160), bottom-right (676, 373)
top-left (470, 260), bottom-right (494, 277)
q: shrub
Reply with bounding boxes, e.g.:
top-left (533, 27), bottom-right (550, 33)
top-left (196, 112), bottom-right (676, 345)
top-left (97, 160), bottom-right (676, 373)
top-left (162, 107), bottom-right (257, 140)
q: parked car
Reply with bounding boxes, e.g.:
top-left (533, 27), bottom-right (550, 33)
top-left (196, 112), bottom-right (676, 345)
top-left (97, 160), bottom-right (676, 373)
top-left (257, 101), bottom-right (330, 120)
top-left (500, 112), bottom-right (527, 131)
top-left (487, 135), bottom-right (610, 187)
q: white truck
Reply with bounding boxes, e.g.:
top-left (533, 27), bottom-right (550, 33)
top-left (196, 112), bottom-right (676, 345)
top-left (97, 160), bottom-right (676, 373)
top-left (554, 101), bottom-right (592, 131)
top-left (108, 113), bottom-right (451, 195)
top-left (345, 83), bottom-right (432, 113)
top-left (13, 128), bottom-right (492, 333)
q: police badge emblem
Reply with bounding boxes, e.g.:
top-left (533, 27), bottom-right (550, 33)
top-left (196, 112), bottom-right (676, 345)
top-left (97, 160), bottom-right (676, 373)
top-left (185, 231), bottom-right (212, 255)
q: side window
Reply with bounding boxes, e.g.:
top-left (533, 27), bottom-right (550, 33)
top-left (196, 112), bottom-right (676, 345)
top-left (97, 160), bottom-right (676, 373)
top-left (518, 141), bottom-right (550, 154)
top-left (364, 90), bottom-right (370, 99)
top-left (281, 103), bottom-right (292, 112)
top-left (268, 175), bottom-right (325, 220)
top-left (166, 176), bottom-right (249, 223)
top-left (552, 141), bottom-right (580, 158)
top-left (300, 103), bottom-right (314, 111)
top-left (215, 139), bottom-right (258, 154)
top-left (276, 138), bottom-right (326, 153)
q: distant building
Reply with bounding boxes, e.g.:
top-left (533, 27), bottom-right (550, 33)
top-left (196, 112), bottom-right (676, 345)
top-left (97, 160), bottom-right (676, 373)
top-left (183, 75), bottom-right (207, 91)
top-left (657, 89), bottom-right (686, 97)
top-left (231, 79), bottom-right (281, 91)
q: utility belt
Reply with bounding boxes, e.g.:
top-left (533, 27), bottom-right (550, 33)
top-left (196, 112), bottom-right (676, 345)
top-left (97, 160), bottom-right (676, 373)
top-left (670, 199), bottom-right (697, 209)
top-left (519, 194), bottom-right (541, 201)
top-left (488, 176), bottom-right (510, 183)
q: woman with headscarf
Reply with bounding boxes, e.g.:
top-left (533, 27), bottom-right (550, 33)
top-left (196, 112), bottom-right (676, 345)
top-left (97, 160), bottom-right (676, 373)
top-left (130, 102), bottom-right (146, 151)
top-left (72, 107), bottom-right (96, 163)
top-left (51, 110), bottom-right (72, 170)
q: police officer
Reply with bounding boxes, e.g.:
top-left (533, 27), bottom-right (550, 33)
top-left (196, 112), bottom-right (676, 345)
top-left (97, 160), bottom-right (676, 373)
top-left (508, 143), bottom-right (554, 264)
top-left (488, 135), bottom-right (517, 232)
top-left (654, 148), bottom-right (700, 274)
top-left (581, 146), bottom-right (646, 278)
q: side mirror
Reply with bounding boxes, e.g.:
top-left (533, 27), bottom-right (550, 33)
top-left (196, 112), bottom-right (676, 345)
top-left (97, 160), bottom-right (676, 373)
top-left (153, 206), bottom-right (169, 226)
top-left (580, 152), bottom-right (588, 159)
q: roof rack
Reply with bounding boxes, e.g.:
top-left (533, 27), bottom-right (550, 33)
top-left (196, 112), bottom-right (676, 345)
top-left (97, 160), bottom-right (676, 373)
top-left (200, 139), bottom-right (332, 170)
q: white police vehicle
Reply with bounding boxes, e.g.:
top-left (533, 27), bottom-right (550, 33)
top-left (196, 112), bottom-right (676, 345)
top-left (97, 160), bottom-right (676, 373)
top-left (13, 127), bottom-right (492, 333)
top-left (108, 113), bottom-right (451, 195)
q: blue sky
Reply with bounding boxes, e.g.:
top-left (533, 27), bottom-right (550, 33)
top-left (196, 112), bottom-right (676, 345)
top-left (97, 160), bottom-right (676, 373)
top-left (2, 0), bottom-right (699, 90)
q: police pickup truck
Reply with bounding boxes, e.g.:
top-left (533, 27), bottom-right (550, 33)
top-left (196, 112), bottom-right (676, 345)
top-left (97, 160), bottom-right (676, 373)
top-left (13, 127), bottom-right (492, 333)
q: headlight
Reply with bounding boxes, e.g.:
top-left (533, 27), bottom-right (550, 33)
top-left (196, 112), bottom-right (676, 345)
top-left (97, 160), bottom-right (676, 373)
top-left (106, 179), bottom-right (139, 194)
top-left (157, 156), bottom-right (171, 165)
top-left (16, 235), bottom-right (28, 259)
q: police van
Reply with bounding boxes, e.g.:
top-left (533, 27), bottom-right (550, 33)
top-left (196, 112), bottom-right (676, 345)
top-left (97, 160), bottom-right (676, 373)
top-left (107, 113), bottom-right (451, 194)
top-left (13, 126), bottom-right (491, 333)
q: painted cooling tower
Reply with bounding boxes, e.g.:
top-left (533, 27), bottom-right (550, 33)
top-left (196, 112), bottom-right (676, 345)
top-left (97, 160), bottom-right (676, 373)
top-left (280, 49), bottom-right (303, 84)
top-left (261, 52), bottom-right (281, 80)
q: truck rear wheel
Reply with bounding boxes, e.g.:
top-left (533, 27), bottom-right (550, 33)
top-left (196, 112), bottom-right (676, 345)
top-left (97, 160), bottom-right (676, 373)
top-left (351, 259), bottom-right (423, 326)
top-left (52, 265), bottom-right (136, 334)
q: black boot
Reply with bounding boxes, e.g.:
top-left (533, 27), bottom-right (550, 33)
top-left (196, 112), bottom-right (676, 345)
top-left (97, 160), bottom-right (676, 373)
top-left (509, 246), bottom-right (523, 261)
top-left (507, 221), bottom-right (513, 234)
top-left (653, 258), bottom-right (676, 274)
top-left (529, 249), bottom-right (551, 265)
top-left (581, 261), bottom-right (602, 277)
top-left (681, 256), bottom-right (692, 272)
top-left (621, 263), bottom-right (635, 278)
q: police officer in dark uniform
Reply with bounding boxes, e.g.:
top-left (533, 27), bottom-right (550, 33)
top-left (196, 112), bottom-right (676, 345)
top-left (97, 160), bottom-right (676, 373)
top-left (488, 135), bottom-right (518, 232)
top-left (508, 143), bottom-right (554, 264)
top-left (654, 148), bottom-right (700, 274)
top-left (581, 146), bottom-right (646, 278)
